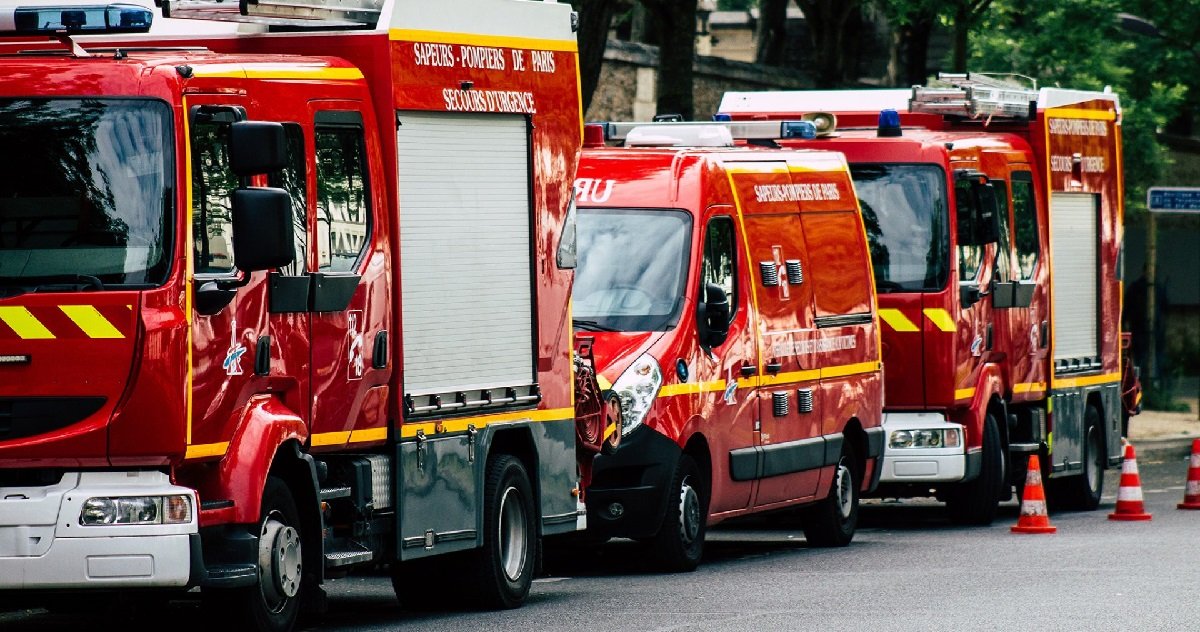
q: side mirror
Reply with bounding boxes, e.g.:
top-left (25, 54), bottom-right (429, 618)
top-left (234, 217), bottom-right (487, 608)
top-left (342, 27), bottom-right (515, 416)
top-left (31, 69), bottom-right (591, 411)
top-left (229, 121), bottom-right (287, 176)
top-left (699, 282), bottom-right (731, 348)
top-left (232, 188), bottom-right (295, 272)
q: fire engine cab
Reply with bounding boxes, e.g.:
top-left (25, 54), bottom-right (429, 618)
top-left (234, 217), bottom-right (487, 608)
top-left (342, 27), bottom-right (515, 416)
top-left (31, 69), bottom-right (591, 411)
top-left (720, 73), bottom-right (1135, 522)
top-left (0, 1), bottom-right (600, 629)
top-left (573, 122), bottom-right (884, 570)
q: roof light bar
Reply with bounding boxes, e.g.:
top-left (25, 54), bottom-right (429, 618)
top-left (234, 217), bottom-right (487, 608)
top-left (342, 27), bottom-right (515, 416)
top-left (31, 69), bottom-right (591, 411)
top-left (0, 3), bottom-right (153, 36)
top-left (601, 120), bottom-right (832, 144)
top-left (162, 0), bottom-right (383, 29)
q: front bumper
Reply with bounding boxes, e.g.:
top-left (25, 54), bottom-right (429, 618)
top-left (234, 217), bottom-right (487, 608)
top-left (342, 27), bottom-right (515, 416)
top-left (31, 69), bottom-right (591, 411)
top-left (0, 470), bottom-right (198, 590)
top-left (585, 426), bottom-right (680, 539)
top-left (878, 412), bottom-right (967, 484)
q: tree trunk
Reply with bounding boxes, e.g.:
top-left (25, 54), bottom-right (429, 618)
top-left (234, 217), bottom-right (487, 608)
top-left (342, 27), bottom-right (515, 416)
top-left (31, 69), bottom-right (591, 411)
top-left (755, 0), bottom-right (789, 66)
top-left (794, 0), bottom-right (862, 88)
top-left (642, 0), bottom-right (698, 120)
top-left (904, 15), bottom-right (934, 86)
top-left (573, 0), bottom-right (621, 114)
top-left (952, 3), bottom-right (969, 72)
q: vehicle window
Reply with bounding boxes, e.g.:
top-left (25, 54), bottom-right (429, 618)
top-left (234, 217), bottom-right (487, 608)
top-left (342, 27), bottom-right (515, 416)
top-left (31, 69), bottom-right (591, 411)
top-left (955, 179), bottom-right (982, 282)
top-left (191, 112), bottom-right (238, 276)
top-left (574, 208), bottom-right (691, 332)
top-left (269, 123), bottom-right (307, 276)
top-left (0, 98), bottom-right (172, 286)
top-left (993, 180), bottom-right (1012, 282)
top-left (849, 164), bottom-right (949, 293)
top-left (1012, 171), bottom-right (1039, 280)
top-left (700, 216), bottom-right (737, 319)
top-left (316, 119), bottom-right (370, 273)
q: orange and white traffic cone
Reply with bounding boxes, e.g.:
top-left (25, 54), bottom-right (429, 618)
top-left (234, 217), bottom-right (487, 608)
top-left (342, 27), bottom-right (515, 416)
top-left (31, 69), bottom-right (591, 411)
top-left (1178, 438), bottom-right (1200, 510)
top-left (1012, 454), bottom-right (1056, 534)
top-left (1109, 443), bottom-right (1152, 521)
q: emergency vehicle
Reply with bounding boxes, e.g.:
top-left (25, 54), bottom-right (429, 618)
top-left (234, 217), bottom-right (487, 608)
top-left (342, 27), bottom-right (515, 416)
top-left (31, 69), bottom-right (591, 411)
top-left (0, 2), bottom-right (607, 629)
top-left (572, 122), bottom-right (884, 570)
top-left (718, 73), bottom-right (1136, 522)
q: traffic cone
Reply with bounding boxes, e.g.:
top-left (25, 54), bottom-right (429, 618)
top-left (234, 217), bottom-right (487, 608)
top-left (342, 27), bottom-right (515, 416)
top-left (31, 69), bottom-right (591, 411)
top-left (1109, 443), bottom-right (1152, 521)
top-left (1012, 454), bottom-right (1056, 534)
top-left (1178, 439), bottom-right (1200, 510)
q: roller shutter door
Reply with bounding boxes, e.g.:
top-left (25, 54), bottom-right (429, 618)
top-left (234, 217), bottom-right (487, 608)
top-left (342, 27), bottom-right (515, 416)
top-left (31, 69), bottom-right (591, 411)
top-left (397, 112), bottom-right (533, 395)
top-left (1050, 192), bottom-right (1099, 363)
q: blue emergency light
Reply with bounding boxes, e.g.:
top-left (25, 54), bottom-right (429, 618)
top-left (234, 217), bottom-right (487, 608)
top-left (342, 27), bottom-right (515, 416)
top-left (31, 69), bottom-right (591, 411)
top-left (2, 4), bottom-right (153, 36)
top-left (781, 120), bottom-right (817, 139)
top-left (877, 108), bottom-right (902, 137)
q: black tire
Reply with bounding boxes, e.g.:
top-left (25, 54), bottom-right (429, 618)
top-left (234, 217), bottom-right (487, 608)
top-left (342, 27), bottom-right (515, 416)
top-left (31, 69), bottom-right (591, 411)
top-left (1058, 404), bottom-right (1105, 511)
top-left (206, 476), bottom-right (305, 632)
top-left (650, 454), bottom-right (707, 572)
top-left (946, 413), bottom-right (1004, 525)
top-left (467, 454), bottom-right (537, 609)
top-left (801, 440), bottom-right (860, 547)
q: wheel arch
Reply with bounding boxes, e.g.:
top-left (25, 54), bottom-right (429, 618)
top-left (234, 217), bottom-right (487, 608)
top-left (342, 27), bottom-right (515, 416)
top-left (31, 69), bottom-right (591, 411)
top-left (267, 440), bottom-right (324, 585)
top-left (487, 426), bottom-right (542, 527)
top-left (681, 432), bottom-right (712, 501)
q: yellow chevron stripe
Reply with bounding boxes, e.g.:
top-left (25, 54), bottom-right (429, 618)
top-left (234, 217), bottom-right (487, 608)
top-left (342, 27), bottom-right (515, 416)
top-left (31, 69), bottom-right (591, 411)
top-left (955, 387), bottom-right (976, 401)
top-left (60, 305), bottom-right (124, 339)
top-left (0, 306), bottom-right (54, 339)
top-left (923, 308), bottom-right (956, 332)
top-left (878, 308), bottom-right (919, 332)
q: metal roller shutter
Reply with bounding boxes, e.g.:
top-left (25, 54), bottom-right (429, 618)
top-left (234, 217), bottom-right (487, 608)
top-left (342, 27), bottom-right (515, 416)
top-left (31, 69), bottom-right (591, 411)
top-left (397, 112), bottom-right (533, 395)
top-left (1050, 192), bottom-right (1099, 363)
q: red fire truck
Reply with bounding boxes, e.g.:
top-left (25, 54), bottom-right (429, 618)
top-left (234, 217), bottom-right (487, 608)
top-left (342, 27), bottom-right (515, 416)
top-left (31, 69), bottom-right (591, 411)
top-left (0, 2), bottom-right (604, 629)
top-left (573, 122), bottom-right (883, 570)
top-left (719, 74), bottom-right (1135, 523)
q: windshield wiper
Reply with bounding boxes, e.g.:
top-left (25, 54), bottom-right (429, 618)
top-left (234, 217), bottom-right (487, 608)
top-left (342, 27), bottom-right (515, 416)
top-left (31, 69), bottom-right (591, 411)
top-left (573, 318), bottom-right (619, 332)
top-left (0, 274), bottom-right (105, 295)
top-left (875, 280), bottom-right (907, 293)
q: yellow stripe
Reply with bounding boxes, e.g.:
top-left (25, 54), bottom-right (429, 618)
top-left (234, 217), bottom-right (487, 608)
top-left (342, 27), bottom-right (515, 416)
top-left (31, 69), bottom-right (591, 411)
top-left (311, 431), bottom-right (352, 447)
top-left (349, 427), bottom-right (389, 443)
top-left (659, 380), bottom-right (727, 397)
top-left (389, 28), bottom-right (578, 52)
top-left (603, 422), bottom-right (616, 441)
top-left (59, 305), bottom-right (124, 339)
top-left (399, 406), bottom-right (574, 439)
top-left (821, 360), bottom-right (881, 379)
top-left (923, 308), bottom-right (956, 332)
top-left (758, 369), bottom-right (821, 387)
top-left (191, 67), bottom-right (364, 81)
top-left (0, 306), bottom-right (54, 339)
top-left (183, 96), bottom-right (194, 446)
top-left (1051, 372), bottom-right (1121, 389)
top-left (596, 374), bottom-right (612, 391)
top-left (1045, 108), bottom-right (1116, 121)
top-left (185, 442), bottom-right (229, 459)
top-left (955, 387), bottom-right (976, 401)
top-left (1013, 382), bottom-right (1046, 394)
top-left (878, 308), bottom-right (919, 332)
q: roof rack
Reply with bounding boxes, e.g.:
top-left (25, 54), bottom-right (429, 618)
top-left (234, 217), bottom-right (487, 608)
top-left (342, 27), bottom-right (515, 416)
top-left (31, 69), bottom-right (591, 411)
top-left (910, 72), bottom-right (1039, 121)
top-left (162, 0), bottom-right (383, 29)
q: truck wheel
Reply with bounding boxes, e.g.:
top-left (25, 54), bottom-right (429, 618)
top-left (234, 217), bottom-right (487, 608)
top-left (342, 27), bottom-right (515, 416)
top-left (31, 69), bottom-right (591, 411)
top-left (468, 454), bottom-right (537, 609)
top-left (1058, 404), bottom-right (1104, 510)
top-left (206, 476), bottom-right (305, 632)
top-left (946, 413), bottom-right (1004, 525)
top-left (801, 440), bottom-right (860, 547)
top-left (651, 454), bottom-right (706, 572)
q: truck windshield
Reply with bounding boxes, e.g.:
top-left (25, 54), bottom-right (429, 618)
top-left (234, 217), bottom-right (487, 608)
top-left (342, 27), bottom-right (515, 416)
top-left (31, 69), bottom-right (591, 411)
top-left (574, 208), bottom-right (691, 332)
top-left (850, 164), bottom-right (949, 292)
top-left (0, 98), bottom-right (172, 289)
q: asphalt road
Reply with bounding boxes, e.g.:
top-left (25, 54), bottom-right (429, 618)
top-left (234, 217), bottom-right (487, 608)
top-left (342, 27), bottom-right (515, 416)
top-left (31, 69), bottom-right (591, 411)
top-left (3, 452), bottom-right (1197, 631)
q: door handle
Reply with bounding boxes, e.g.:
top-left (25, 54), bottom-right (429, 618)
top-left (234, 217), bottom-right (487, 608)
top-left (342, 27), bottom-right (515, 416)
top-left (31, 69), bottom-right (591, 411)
top-left (765, 360), bottom-right (782, 374)
top-left (740, 364), bottom-right (756, 377)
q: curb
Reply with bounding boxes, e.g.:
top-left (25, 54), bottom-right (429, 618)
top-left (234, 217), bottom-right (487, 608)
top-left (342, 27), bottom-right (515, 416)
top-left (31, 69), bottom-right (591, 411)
top-left (1130, 435), bottom-right (1200, 461)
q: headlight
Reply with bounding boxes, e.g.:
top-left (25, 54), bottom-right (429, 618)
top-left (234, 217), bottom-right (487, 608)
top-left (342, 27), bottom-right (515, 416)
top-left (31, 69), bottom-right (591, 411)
top-left (80, 495), bottom-right (193, 526)
top-left (889, 428), bottom-right (961, 449)
top-left (611, 353), bottom-right (662, 436)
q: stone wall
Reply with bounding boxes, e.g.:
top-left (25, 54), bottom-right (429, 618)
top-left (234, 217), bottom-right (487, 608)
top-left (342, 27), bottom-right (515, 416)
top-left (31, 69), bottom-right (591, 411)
top-left (585, 39), bottom-right (813, 122)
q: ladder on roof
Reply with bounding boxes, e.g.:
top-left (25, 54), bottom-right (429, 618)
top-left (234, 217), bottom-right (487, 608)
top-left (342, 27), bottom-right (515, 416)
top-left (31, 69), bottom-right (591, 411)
top-left (162, 0), bottom-right (384, 29)
top-left (909, 72), bottom-right (1040, 121)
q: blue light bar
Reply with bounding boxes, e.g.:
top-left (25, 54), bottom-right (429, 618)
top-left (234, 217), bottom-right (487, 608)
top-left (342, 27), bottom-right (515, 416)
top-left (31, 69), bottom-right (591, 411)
top-left (877, 108), bottom-right (902, 137)
top-left (781, 120), bottom-right (817, 139)
top-left (3, 4), bottom-right (153, 36)
top-left (712, 113), bottom-right (732, 122)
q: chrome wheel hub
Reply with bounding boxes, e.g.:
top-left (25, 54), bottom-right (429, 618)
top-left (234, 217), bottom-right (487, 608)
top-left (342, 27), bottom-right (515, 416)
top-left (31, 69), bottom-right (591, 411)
top-left (678, 476), bottom-right (702, 545)
top-left (258, 513), bottom-right (301, 611)
top-left (499, 486), bottom-right (529, 582)
top-left (835, 459), bottom-right (854, 520)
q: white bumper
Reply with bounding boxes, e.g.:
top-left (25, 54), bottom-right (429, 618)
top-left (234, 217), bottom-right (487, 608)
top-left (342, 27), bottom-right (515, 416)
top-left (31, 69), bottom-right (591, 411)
top-left (0, 470), bottom-right (198, 590)
top-left (879, 412), bottom-right (966, 484)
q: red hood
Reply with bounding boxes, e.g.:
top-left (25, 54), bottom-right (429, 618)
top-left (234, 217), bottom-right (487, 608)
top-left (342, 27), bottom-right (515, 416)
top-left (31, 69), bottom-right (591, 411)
top-left (584, 330), bottom-right (667, 384)
top-left (0, 291), bottom-right (139, 465)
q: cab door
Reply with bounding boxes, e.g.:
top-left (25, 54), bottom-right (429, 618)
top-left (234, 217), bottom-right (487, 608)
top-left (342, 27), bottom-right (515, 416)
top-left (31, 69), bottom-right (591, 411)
top-left (306, 103), bottom-right (392, 450)
top-left (999, 168), bottom-right (1048, 399)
